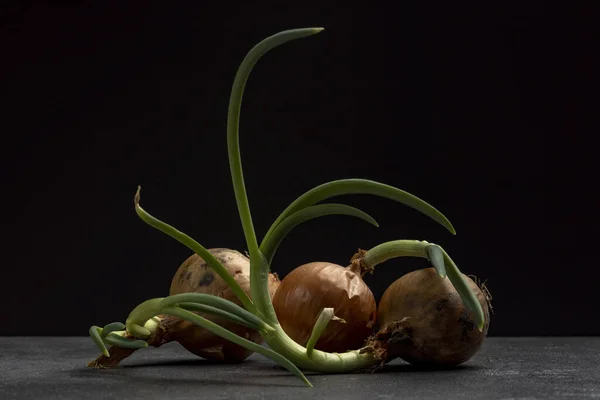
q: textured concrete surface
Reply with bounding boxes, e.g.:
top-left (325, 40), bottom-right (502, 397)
top-left (1, 337), bottom-right (599, 399)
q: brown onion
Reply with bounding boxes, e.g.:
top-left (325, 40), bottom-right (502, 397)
top-left (88, 248), bottom-right (280, 368)
top-left (372, 267), bottom-right (491, 367)
top-left (165, 248), bottom-right (280, 361)
top-left (272, 260), bottom-right (376, 353)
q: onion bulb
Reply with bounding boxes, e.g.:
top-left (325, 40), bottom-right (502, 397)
top-left (373, 267), bottom-right (491, 367)
top-left (166, 248), bottom-right (280, 361)
top-left (272, 260), bottom-right (376, 353)
top-left (88, 248), bottom-right (280, 368)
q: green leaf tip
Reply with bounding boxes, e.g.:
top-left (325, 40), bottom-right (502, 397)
top-left (265, 179), bottom-right (456, 241)
top-left (439, 247), bottom-right (486, 331)
top-left (134, 185), bottom-right (141, 207)
top-left (426, 245), bottom-right (447, 278)
top-left (285, 27), bottom-right (324, 36)
top-left (89, 326), bottom-right (109, 357)
top-left (306, 308), bottom-right (342, 358)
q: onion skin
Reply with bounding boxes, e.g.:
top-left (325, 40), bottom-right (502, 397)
top-left (374, 267), bottom-right (490, 367)
top-left (272, 261), bottom-right (377, 353)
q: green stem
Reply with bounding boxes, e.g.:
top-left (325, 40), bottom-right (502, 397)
top-left (260, 203), bottom-right (378, 265)
top-left (262, 324), bottom-right (376, 373)
top-left (134, 187), bottom-right (255, 313)
top-left (160, 293), bottom-right (272, 332)
top-left (227, 28), bottom-right (324, 259)
top-left (126, 298), bottom-right (163, 338)
top-left (362, 239), bottom-right (429, 266)
top-left (306, 308), bottom-right (345, 358)
top-left (225, 28), bottom-right (324, 324)
top-left (262, 179), bottom-right (456, 248)
top-left (177, 303), bottom-right (263, 331)
top-left (125, 294), bottom-right (272, 340)
top-left (361, 240), bottom-right (485, 330)
top-left (250, 249), bottom-right (278, 324)
top-left (122, 288), bottom-right (378, 376)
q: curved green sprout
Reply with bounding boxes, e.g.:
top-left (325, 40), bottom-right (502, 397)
top-left (306, 308), bottom-right (345, 358)
top-left (262, 178), bottom-right (456, 248)
top-left (261, 203), bottom-right (378, 265)
top-left (133, 186), bottom-right (256, 314)
top-left (361, 240), bottom-right (485, 330)
top-left (177, 303), bottom-right (263, 330)
top-left (426, 243), bottom-right (447, 278)
top-left (89, 322), bottom-right (149, 358)
top-left (89, 27), bottom-right (486, 387)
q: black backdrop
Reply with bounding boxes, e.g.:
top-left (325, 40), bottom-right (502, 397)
top-left (1, 3), bottom-right (595, 336)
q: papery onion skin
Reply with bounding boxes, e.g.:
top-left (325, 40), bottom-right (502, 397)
top-left (166, 248), bottom-right (280, 362)
top-left (374, 267), bottom-right (490, 366)
top-left (272, 261), bottom-right (377, 353)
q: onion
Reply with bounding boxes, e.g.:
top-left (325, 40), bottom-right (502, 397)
top-left (373, 267), bottom-right (491, 367)
top-left (272, 259), bottom-right (376, 353)
top-left (166, 248), bottom-right (279, 361)
top-left (88, 248), bottom-right (280, 367)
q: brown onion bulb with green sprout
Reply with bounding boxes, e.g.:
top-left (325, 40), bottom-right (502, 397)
top-left (374, 267), bottom-right (491, 366)
top-left (88, 248), bottom-right (280, 368)
top-left (166, 248), bottom-right (280, 361)
top-left (351, 242), bottom-right (491, 368)
top-left (273, 259), bottom-right (376, 353)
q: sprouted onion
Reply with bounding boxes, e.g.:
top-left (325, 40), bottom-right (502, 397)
top-left (273, 259), bottom-right (376, 353)
top-left (374, 267), bottom-right (491, 367)
top-left (168, 249), bottom-right (281, 362)
top-left (88, 28), bottom-right (488, 387)
top-left (88, 249), bottom-right (280, 368)
top-left (354, 243), bottom-right (491, 367)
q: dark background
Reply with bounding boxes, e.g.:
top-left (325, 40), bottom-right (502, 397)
top-left (1, 3), bottom-right (595, 337)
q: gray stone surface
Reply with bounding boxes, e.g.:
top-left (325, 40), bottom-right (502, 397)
top-left (0, 337), bottom-right (598, 399)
